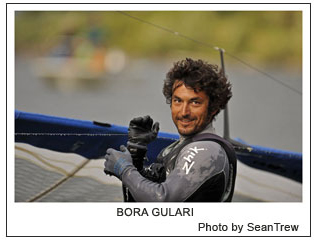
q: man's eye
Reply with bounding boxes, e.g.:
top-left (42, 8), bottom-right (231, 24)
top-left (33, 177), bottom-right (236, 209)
top-left (173, 98), bottom-right (181, 103)
top-left (192, 100), bottom-right (201, 105)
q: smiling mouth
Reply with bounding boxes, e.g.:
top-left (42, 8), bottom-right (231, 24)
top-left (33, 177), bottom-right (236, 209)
top-left (178, 118), bottom-right (195, 126)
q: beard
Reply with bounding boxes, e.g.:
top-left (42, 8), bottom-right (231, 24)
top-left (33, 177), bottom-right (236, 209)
top-left (174, 115), bottom-right (211, 137)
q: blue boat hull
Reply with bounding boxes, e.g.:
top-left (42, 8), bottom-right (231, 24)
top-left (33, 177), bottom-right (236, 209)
top-left (15, 110), bottom-right (302, 182)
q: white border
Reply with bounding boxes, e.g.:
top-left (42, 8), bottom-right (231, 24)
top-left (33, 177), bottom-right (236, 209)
top-left (6, 3), bottom-right (311, 237)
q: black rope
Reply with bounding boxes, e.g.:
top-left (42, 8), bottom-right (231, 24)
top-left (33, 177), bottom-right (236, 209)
top-left (225, 51), bottom-right (302, 95)
top-left (117, 11), bottom-right (302, 96)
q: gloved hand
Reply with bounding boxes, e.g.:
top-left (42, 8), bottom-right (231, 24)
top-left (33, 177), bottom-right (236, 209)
top-left (104, 145), bottom-right (133, 179)
top-left (143, 163), bottom-right (166, 183)
top-left (127, 116), bottom-right (159, 171)
top-left (128, 115), bottom-right (160, 148)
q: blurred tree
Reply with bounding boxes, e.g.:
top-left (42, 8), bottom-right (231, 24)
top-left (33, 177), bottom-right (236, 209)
top-left (15, 11), bottom-right (302, 69)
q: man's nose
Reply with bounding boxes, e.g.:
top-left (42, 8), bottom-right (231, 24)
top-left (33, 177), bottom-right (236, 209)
top-left (181, 102), bottom-right (190, 116)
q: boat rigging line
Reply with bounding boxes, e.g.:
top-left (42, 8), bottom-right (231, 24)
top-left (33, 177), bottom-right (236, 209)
top-left (27, 158), bottom-right (90, 202)
top-left (117, 11), bottom-right (302, 96)
top-left (14, 132), bottom-right (179, 141)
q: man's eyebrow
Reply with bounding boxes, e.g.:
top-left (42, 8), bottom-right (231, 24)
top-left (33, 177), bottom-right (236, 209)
top-left (172, 95), bottom-right (181, 99)
top-left (190, 97), bottom-right (203, 101)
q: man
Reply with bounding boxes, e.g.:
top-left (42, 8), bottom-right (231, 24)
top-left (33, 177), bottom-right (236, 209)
top-left (104, 58), bottom-right (237, 202)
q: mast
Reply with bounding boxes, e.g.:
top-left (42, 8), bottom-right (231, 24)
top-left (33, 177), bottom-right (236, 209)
top-left (218, 48), bottom-right (230, 140)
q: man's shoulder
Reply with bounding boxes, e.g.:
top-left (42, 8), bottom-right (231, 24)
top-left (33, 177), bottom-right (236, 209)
top-left (178, 140), bottom-right (227, 163)
top-left (181, 140), bottom-right (224, 153)
top-left (174, 139), bottom-right (228, 176)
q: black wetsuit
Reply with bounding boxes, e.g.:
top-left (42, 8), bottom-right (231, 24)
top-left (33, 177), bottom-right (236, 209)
top-left (121, 127), bottom-right (237, 202)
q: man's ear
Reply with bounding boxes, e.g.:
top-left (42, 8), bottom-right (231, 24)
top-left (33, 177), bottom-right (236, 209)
top-left (208, 109), bottom-right (219, 122)
top-left (211, 110), bottom-right (219, 116)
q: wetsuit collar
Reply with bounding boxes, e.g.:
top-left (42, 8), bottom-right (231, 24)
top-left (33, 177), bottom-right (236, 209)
top-left (162, 122), bottom-right (216, 157)
top-left (179, 122), bottom-right (216, 142)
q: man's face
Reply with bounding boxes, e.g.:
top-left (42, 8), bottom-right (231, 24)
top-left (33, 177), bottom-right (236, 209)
top-left (171, 82), bottom-right (211, 136)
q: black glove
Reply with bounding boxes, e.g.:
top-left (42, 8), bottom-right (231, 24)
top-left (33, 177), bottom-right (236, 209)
top-left (128, 115), bottom-right (159, 148)
top-left (127, 116), bottom-right (159, 171)
top-left (142, 163), bottom-right (166, 183)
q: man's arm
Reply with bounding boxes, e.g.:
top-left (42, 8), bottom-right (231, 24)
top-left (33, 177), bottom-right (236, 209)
top-left (121, 141), bottom-right (229, 202)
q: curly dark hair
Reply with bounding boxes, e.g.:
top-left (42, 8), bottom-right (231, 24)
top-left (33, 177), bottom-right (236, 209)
top-left (163, 58), bottom-right (232, 120)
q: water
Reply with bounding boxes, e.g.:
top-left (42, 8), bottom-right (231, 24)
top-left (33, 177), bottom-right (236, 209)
top-left (15, 56), bottom-right (302, 152)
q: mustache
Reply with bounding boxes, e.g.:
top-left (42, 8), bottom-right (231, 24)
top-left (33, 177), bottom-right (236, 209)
top-left (176, 115), bottom-right (196, 121)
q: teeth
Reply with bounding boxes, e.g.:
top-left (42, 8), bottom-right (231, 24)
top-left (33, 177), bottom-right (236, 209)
top-left (180, 119), bottom-right (192, 123)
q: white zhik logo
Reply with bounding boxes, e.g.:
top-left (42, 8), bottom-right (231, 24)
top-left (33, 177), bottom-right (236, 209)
top-left (182, 146), bottom-right (205, 174)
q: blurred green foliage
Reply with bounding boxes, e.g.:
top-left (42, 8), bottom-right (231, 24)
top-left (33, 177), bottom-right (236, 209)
top-left (15, 11), bottom-right (302, 69)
